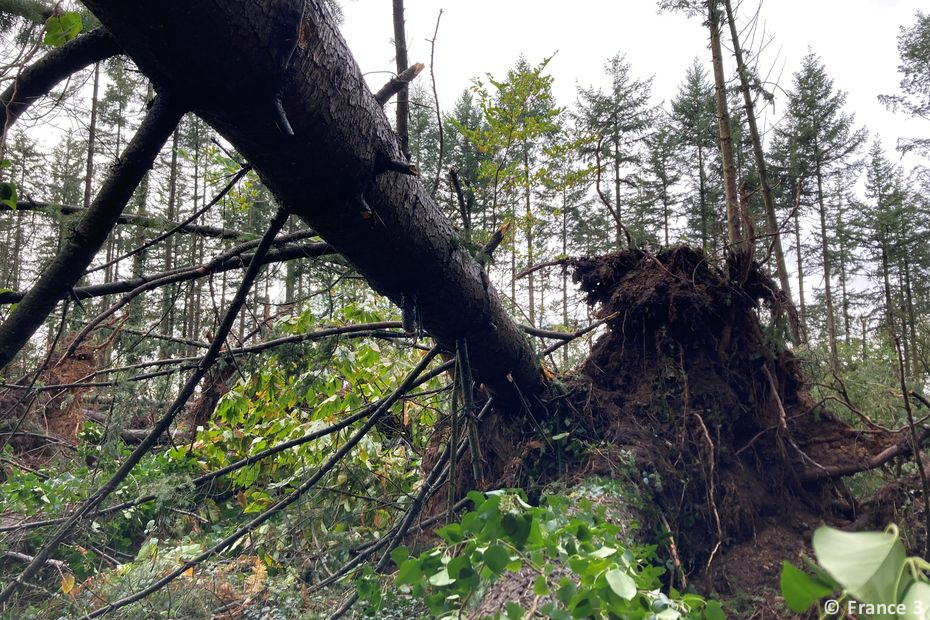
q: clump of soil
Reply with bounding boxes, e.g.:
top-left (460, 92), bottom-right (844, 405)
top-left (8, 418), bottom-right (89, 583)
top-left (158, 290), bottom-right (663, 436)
top-left (0, 338), bottom-right (98, 466)
top-left (564, 247), bottom-right (910, 606)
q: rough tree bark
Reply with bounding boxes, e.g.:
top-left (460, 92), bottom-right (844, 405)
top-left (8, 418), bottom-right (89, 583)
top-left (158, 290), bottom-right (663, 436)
top-left (77, 0), bottom-right (547, 406)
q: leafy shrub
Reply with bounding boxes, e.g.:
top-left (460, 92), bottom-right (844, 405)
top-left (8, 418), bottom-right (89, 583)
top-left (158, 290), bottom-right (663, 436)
top-left (781, 524), bottom-right (930, 619)
top-left (358, 488), bottom-right (724, 619)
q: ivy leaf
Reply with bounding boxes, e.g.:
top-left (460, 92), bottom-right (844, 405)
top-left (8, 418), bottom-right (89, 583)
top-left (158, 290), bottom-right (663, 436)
top-left (703, 600), bottom-right (726, 620)
top-left (779, 561), bottom-right (835, 613)
top-left (812, 526), bottom-right (906, 608)
top-left (44, 12), bottom-right (83, 46)
top-left (604, 567), bottom-right (637, 600)
top-left (483, 544), bottom-right (511, 575)
top-left (396, 559), bottom-right (422, 585)
top-left (390, 546), bottom-right (409, 566)
top-left (899, 579), bottom-right (930, 620)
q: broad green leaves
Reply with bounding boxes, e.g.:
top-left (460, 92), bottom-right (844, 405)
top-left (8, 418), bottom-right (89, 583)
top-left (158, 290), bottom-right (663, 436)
top-left (813, 527), bottom-right (907, 609)
top-left (44, 12), bottom-right (83, 46)
top-left (360, 488), bottom-right (722, 618)
top-left (780, 560), bottom-right (837, 612)
top-left (780, 525), bottom-right (930, 619)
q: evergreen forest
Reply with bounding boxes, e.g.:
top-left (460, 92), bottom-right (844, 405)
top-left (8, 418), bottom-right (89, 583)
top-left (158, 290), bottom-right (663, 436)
top-left (1, 1), bottom-right (930, 618)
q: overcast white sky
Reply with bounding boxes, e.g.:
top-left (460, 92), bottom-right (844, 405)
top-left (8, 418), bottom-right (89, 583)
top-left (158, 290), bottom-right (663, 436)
top-left (339, 0), bottom-right (926, 168)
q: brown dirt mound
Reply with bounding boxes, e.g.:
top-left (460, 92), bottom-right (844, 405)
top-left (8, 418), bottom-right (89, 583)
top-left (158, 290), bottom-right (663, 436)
top-left (566, 247), bottom-right (911, 604)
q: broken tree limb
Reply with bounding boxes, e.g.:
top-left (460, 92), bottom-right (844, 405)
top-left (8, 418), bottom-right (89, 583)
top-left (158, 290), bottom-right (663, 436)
top-left (4, 199), bottom-right (254, 240)
top-left (0, 94), bottom-right (184, 371)
top-left (0, 235), bottom-right (329, 305)
top-left (59, 240), bottom-right (334, 358)
top-left (81, 347), bottom-right (442, 620)
top-left (373, 62), bottom-right (425, 106)
top-left (79, 0), bottom-right (548, 409)
top-left (0, 27), bottom-right (120, 131)
top-left (0, 206), bottom-right (292, 605)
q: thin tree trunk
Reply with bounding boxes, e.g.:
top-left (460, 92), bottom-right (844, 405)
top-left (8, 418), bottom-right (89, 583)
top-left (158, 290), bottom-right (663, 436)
top-left (392, 0), bottom-right (410, 160)
top-left (83, 63), bottom-right (100, 210)
top-left (708, 0), bottom-right (741, 252)
top-left (613, 140), bottom-right (623, 246)
top-left (814, 161), bottom-right (838, 371)
top-left (722, 0), bottom-right (795, 337)
top-left (561, 183), bottom-right (569, 367)
top-left (794, 207), bottom-right (808, 343)
top-left (524, 147), bottom-right (535, 327)
top-left (698, 147), bottom-right (708, 253)
top-left (161, 128), bottom-right (181, 354)
top-left (903, 257), bottom-right (919, 377)
top-left (837, 210), bottom-right (851, 345)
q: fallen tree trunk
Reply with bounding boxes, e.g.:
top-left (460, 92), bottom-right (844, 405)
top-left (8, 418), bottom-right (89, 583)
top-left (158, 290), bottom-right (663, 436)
top-left (76, 0), bottom-right (546, 408)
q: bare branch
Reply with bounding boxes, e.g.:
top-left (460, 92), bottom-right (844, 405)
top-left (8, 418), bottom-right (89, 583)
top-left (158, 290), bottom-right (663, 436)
top-left (373, 62), bottom-right (424, 106)
top-left (1, 28), bottom-right (119, 131)
top-left (0, 93), bottom-right (185, 371)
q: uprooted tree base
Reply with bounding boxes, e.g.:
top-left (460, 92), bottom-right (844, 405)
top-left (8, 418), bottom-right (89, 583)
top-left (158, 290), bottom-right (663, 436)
top-left (456, 246), bottom-right (927, 615)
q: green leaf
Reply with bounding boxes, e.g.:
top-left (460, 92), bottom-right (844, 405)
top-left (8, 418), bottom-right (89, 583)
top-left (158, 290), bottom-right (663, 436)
top-left (533, 575), bottom-right (550, 596)
top-left (428, 567), bottom-right (455, 587)
top-left (44, 12), bottom-right (83, 46)
top-left (605, 567), bottom-right (637, 600)
top-left (898, 579), bottom-right (930, 620)
top-left (396, 559), bottom-right (422, 585)
top-left (505, 602), bottom-right (523, 619)
top-left (0, 181), bottom-right (17, 209)
top-left (390, 546), bottom-right (409, 566)
top-left (703, 599), bottom-right (726, 620)
top-left (779, 561), bottom-right (835, 613)
top-left (448, 554), bottom-right (474, 579)
top-left (437, 523), bottom-right (464, 544)
top-left (500, 513), bottom-right (532, 547)
top-left (812, 526), bottom-right (906, 608)
top-left (484, 544), bottom-right (510, 575)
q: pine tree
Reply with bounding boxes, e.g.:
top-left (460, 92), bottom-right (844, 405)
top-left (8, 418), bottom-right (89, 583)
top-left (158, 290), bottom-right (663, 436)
top-left (880, 10), bottom-right (930, 155)
top-left (671, 59), bottom-right (722, 253)
top-left (575, 53), bottom-right (655, 247)
top-left (638, 113), bottom-right (682, 246)
top-left (777, 52), bottom-right (866, 371)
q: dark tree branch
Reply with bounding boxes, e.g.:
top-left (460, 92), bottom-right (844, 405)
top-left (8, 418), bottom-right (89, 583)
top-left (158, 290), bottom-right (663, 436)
top-left (0, 233), bottom-right (328, 305)
top-left (0, 93), bottom-right (184, 371)
top-left (427, 9), bottom-right (444, 197)
top-left (0, 28), bottom-right (119, 131)
top-left (4, 198), bottom-right (253, 241)
top-left (392, 0), bottom-right (410, 160)
top-left (373, 62), bottom-right (424, 106)
top-left (0, 206), bottom-right (290, 605)
top-left (60, 239), bottom-right (333, 358)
